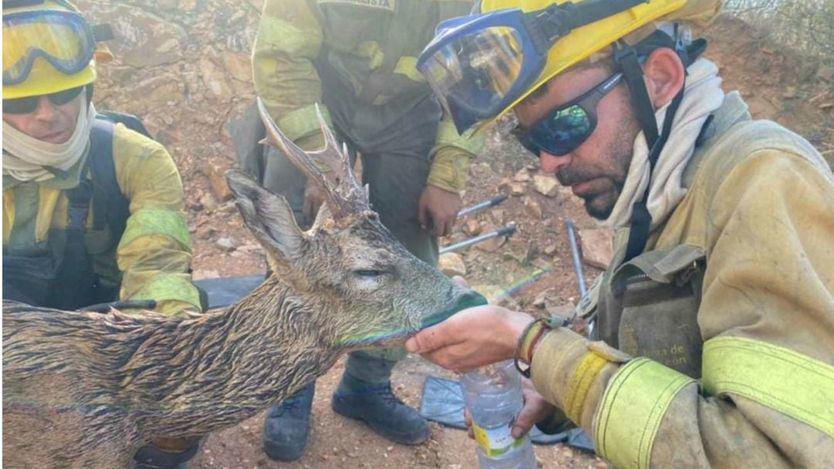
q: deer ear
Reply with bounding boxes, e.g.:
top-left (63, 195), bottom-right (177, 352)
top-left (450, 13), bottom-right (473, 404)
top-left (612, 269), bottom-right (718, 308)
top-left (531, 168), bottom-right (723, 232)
top-left (226, 169), bottom-right (306, 261)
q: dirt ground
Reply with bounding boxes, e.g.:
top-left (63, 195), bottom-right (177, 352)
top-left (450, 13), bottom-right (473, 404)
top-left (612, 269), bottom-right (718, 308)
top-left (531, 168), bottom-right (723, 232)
top-left (76, 0), bottom-right (833, 466)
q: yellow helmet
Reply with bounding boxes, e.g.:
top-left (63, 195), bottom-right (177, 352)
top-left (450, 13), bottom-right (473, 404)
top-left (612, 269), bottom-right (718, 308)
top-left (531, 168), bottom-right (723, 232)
top-left (2, 0), bottom-right (97, 100)
top-left (417, 0), bottom-right (722, 132)
top-left (482, 0), bottom-right (689, 118)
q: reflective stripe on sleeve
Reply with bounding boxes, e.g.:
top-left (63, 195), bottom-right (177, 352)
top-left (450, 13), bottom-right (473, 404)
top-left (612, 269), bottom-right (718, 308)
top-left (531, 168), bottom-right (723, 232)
top-left (702, 336), bottom-right (834, 438)
top-left (594, 358), bottom-right (694, 469)
top-left (118, 208), bottom-right (190, 250)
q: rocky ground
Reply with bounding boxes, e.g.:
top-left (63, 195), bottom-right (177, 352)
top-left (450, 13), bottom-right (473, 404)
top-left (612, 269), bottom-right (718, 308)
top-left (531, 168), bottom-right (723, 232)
top-left (76, 1), bottom-right (833, 467)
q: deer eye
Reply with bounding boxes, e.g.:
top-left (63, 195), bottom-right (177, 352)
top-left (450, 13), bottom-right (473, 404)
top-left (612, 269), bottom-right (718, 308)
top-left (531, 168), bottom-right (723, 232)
top-left (353, 269), bottom-right (386, 278)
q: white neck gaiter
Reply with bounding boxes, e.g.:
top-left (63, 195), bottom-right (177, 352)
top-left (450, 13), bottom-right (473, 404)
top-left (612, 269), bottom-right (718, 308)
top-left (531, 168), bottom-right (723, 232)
top-left (602, 58), bottom-right (726, 230)
top-left (3, 88), bottom-right (96, 182)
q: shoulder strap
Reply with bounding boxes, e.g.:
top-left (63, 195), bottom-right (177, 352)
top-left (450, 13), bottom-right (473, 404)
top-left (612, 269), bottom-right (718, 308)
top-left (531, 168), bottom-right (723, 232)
top-left (96, 110), bottom-right (151, 137)
top-left (89, 117), bottom-right (130, 240)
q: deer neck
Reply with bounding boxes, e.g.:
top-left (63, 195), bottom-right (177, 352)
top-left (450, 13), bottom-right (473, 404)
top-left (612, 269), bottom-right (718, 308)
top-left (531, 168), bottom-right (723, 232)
top-left (133, 278), bottom-right (340, 437)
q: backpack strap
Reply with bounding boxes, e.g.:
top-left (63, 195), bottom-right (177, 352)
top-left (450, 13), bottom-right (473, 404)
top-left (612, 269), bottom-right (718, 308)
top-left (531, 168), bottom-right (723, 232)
top-left (89, 117), bottom-right (130, 241)
top-left (96, 110), bottom-right (151, 137)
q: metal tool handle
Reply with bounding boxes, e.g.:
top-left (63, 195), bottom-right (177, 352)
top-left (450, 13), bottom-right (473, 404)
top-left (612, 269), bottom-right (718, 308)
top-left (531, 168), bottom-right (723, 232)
top-left (79, 299), bottom-right (158, 313)
top-left (457, 194), bottom-right (509, 218)
top-left (565, 219), bottom-right (587, 298)
top-left (439, 223), bottom-right (517, 254)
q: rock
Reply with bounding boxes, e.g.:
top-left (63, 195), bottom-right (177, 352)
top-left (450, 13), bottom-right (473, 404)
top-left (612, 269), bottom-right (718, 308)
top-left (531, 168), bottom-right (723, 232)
top-left (198, 227), bottom-right (218, 241)
top-left (782, 86), bottom-right (797, 99)
top-left (503, 239), bottom-right (535, 265)
top-left (817, 66), bottom-right (834, 83)
top-left (87, 3), bottom-right (187, 68)
top-left (532, 174), bottom-right (559, 197)
top-left (543, 242), bottom-right (558, 256)
top-left (200, 56), bottom-right (233, 99)
top-left (532, 289), bottom-right (555, 309)
top-left (199, 192), bottom-right (218, 211)
top-left (513, 168), bottom-right (531, 182)
top-left (475, 235), bottom-right (507, 252)
top-left (215, 237), bottom-right (237, 252)
top-left (509, 183), bottom-right (526, 196)
top-left (222, 51), bottom-right (252, 82)
top-left (438, 253), bottom-right (467, 277)
top-left (491, 209), bottom-right (505, 225)
top-left (523, 197), bottom-right (542, 220)
top-left (546, 303), bottom-right (575, 318)
top-left (532, 258), bottom-right (554, 271)
top-left (747, 96), bottom-right (779, 118)
top-left (133, 75), bottom-right (182, 108)
top-left (472, 163), bottom-right (494, 180)
top-left (462, 219), bottom-right (482, 236)
top-left (474, 224), bottom-right (508, 252)
top-left (192, 269), bottom-right (219, 280)
top-left (579, 228), bottom-right (614, 269)
top-left (206, 165), bottom-right (233, 202)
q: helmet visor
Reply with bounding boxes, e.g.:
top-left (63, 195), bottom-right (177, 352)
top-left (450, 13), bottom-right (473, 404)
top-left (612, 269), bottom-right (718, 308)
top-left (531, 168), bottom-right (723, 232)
top-left (419, 23), bottom-right (529, 133)
top-left (3, 10), bottom-right (95, 86)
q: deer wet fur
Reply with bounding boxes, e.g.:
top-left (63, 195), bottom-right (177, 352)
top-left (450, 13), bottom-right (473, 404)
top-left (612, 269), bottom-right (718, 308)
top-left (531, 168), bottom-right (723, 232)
top-left (2, 102), bottom-right (478, 468)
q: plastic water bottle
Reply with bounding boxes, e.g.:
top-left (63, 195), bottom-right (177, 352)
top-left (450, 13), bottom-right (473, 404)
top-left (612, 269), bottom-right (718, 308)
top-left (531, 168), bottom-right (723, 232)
top-left (460, 360), bottom-right (537, 469)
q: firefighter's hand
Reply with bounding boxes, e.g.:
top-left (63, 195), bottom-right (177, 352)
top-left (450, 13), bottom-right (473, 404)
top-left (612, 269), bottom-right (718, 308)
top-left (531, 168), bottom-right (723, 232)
top-left (513, 378), bottom-right (556, 438)
top-left (405, 305), bottom-right (535, 372)
top-left (463, 378), bottom-right (554, 439)
top-left (418, 185), bottom-right (461, 237)
top-left (302, 182), bottom-right (326, 222)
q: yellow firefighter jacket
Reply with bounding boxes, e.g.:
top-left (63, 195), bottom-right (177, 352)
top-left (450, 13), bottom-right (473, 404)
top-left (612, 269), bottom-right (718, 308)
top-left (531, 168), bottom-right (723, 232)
top-left (529, 93), bottom-right (834, 467)
top-left (3, 123), bottom-right (201, 316)
top-left (251, 0), bottom-right (483, 193)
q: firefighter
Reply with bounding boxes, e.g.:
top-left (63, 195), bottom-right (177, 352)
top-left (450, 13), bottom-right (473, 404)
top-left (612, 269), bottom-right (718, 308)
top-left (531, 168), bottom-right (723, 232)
top-left (248, 0), bottom-right (485, 461)
top-left (406, 0), bottom-right (834, 466)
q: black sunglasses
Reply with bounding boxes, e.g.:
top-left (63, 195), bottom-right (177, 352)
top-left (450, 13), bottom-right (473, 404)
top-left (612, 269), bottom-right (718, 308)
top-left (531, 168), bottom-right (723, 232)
top-left (3, 86), bottom-right (85, 115)
top-left (513, 72), bottom-right (623, 157)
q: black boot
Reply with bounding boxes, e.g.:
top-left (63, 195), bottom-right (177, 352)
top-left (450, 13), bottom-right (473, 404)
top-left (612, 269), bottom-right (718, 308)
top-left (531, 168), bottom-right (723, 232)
top-left (133, 437), bottom-right (200, 469)
top-left (262, 382), bottom-right (316, 461)
top-left (331, 373), bottom-right (428, 445)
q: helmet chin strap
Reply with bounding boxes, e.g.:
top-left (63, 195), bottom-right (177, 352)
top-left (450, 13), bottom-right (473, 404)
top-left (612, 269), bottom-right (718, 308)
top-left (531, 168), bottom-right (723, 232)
top-left (612, 29), bottom-right (706, 262)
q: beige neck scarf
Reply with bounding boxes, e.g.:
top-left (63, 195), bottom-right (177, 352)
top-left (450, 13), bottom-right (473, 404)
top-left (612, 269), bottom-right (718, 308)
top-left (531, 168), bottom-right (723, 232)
top-left (602, 58), bottom-right (725, 230)
top-left (3, 89), bottom-right (96, 182)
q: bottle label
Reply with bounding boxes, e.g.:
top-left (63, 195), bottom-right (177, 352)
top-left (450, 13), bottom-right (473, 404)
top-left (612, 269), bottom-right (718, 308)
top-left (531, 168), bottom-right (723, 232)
top-left (472, 422), bottom-right (524, 457)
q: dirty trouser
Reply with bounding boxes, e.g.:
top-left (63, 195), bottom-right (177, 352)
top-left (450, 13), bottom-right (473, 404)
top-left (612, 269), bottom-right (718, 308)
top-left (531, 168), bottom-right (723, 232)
top-left (261, 142), bottom-right (438, 383)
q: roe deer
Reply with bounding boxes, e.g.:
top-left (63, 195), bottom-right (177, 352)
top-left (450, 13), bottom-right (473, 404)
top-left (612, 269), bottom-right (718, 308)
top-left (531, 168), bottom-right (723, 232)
top-left (2, 100), bottom-right (482, 468)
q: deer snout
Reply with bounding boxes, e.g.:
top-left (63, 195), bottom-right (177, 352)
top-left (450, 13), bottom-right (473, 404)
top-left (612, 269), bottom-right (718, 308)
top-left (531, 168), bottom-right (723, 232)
top-left (418, 286), bottom-right (488, 330)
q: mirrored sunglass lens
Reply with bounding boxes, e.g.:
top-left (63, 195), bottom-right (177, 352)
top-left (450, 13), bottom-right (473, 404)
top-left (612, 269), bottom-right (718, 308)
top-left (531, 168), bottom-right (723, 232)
top-left (3, 97), bottom-right (39, 114)
top-left (48, 86), bottom-right (84, 106)
top-left (531, 105), bottom-right (592, 155)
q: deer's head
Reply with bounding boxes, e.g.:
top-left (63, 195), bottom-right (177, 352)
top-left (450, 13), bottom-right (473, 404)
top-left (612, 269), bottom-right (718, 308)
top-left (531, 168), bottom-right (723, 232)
top-left (226, 100), bottom-right (482, 350)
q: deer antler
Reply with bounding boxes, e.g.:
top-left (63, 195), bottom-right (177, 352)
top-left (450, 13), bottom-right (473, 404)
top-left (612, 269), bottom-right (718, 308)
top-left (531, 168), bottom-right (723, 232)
top-left (256, 98), bottom-right (368, 221)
